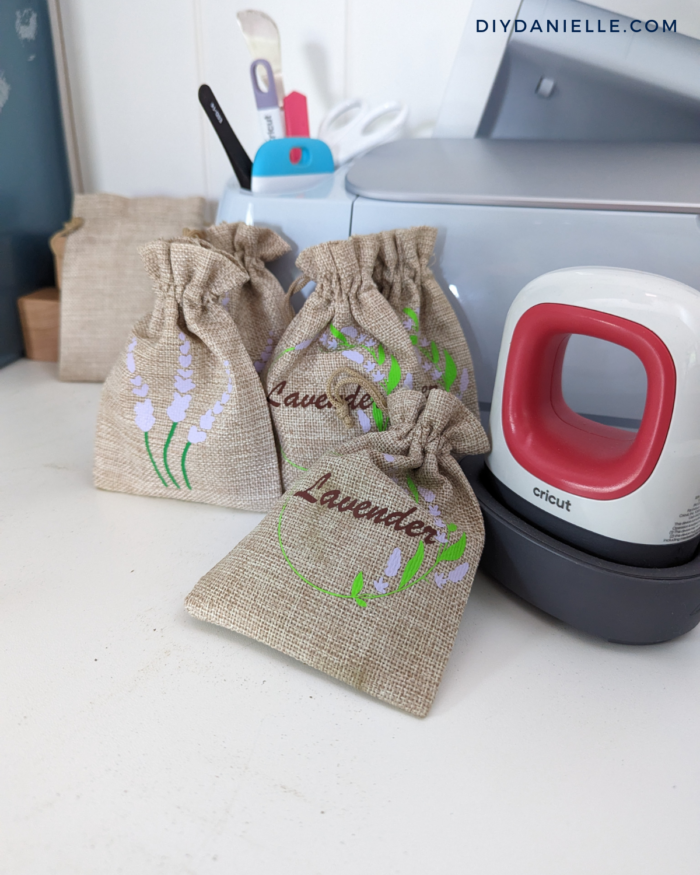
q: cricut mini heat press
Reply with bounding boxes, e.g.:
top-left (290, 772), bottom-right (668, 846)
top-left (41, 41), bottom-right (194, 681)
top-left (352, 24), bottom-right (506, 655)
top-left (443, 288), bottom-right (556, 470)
top-left (462, 267), bottom-right (700, 644)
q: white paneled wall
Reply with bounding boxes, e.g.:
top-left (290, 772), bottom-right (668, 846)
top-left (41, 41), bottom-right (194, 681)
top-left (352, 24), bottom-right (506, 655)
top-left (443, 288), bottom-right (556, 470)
top-left (58, 0), bottom-right (475, 202)
top-left (346, 0), bottom-right (473, 137)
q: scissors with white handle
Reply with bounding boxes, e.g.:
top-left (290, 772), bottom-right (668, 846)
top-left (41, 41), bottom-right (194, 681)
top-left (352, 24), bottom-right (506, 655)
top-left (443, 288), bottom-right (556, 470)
top-left (318, 98), bottom-right (408, 167)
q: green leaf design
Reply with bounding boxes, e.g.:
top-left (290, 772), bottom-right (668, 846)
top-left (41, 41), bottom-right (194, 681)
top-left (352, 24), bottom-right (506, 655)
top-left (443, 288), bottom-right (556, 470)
top-left (399, 540), bottom-right (425, 590)
top-left (372, 403), bottom-right (386, 431)
top-left (376, 342), bottom-right (386, 366)
top-left (430, 340), bottom-right (440, 366)
top-left (447, 522), bottom-right (458, 533)
top-left (403, 307), bottom-right (419, 330)
top-left (410, 334), bottom-right (418, 346)
top-left (329, 323), bottom-right (350, 346)
top-left (437, 533), bottom-right (466, 563)
top-left (351, 572), bottom-right (367, 606)
top-left (385, 353), bottom-right (401, 394)
top-left (406, 474), bottom-right (421, 505)
top-left (443, 350), bottom-right (457, 391)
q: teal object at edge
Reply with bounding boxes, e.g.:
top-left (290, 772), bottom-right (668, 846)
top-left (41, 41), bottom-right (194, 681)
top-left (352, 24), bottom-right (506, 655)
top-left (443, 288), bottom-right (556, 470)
top-left (0, 1), bottom-right (72, 367)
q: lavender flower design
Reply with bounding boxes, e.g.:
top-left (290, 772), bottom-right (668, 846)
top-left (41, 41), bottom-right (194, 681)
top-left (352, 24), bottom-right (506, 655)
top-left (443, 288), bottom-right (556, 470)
top-left (435, 562), bottom-right (470, 589)
top-left (357, 409), bottom-right (371, 433)
top-left (162, 333), bottom-right (194, 488)
top-left (127, 337), bottom-right (168, 487)
top-left (318, 330), bottom-right (338, 350)
top-left (418, 486), bottom-right (448, 544)
top-left (280, 468), bottom-right (470, 606)
top-left (401, 308), bottom-right (461, 393)
top-left (254, 332), bottom-right (276, 374)
top-left (373, 547), bottom-right (402, 593)
top-left (415, 485), bottom-right (471, 589)
top-left (342, 349), bottom-right (364, 365)
top-left (179, 359), bottom-right (233, 489)
top-left (325, 326), bottom-right (400, 432)
top-left (281, 323), bottom-right (402, 432)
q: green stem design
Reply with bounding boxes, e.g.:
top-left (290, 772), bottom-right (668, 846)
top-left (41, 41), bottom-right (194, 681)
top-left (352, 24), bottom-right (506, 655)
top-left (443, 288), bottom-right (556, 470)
top-left (144, 431), bottom-right (168, 487)
top-left (273, 345), bottom-right (297, 363)
top-left (277, 501), bottom-right (463, 603)
top-left (280, 447), bottom-right (308, 471)
top-left (180, 441), bottom-right (192, 490)
top-left (163, 422), bottom-right (180, 488)
top-left (278, 502), bottom-right (353, 599)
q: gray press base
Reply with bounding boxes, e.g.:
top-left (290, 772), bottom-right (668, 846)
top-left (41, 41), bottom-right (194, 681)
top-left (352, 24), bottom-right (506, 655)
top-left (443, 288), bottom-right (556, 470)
top-left (460, 457), bottom-right (700, 645)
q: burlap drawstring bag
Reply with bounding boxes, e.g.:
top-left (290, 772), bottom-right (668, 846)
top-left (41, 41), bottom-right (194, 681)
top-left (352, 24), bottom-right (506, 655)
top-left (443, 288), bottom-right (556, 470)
top-left (94, 239), bottom-right (282, 511)
top-left (59, 194), bottom-right (206, 382)
top-left (186, 380), bottom-right (491, 717)
top-left (183, 222), bottom-right (292, 374)
top-left (265, 234), bottom-right (428, 490)
top-left (372, 226), bottom-right (479, 417)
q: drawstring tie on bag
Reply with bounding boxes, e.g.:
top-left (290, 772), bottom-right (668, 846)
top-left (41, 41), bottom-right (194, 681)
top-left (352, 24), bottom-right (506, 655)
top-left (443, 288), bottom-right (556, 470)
top-left (326, 366), bottom-right (388, 429)
top-left (285, 273), bottom-right (312, 305)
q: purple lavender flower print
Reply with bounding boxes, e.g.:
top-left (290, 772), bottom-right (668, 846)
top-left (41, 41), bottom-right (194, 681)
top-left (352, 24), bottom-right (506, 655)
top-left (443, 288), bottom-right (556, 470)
top-left (162, 333), bottom-right (194, 488)
top-left (127, 337), bottom-right (167, 487)
top-left (179, 358), bottom-right (233, 489)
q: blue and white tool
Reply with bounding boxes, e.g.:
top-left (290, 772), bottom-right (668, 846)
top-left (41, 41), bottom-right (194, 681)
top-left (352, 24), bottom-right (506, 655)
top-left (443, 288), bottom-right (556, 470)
top-left (250, 58), bottom-right (285, 141)
top-left (251, 138), bottom-right (335, 194)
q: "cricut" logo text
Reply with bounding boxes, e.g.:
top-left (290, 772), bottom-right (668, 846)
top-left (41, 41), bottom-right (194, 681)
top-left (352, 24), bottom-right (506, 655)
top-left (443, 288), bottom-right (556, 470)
top-left (533, 486), bottom-right (571, 512)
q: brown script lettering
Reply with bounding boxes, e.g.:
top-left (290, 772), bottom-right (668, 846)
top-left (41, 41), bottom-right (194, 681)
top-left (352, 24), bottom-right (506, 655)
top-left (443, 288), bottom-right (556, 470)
top-left (268, 382), bottom-right (371, 413)
top-left (294, 473), bottom-right (435, 543)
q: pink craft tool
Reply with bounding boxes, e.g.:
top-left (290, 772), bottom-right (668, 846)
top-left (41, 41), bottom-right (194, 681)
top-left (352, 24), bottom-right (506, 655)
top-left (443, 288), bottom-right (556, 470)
top-left (283, 91), bottom-right (310, 137)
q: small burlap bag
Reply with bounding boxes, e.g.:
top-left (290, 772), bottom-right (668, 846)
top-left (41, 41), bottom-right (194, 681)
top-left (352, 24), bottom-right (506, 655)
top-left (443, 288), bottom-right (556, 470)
top-left (372, 227), bottom-right (479, 417)
top-left (182, 222), bottom-right (292, 373)
top-left (186, 380), bottom-right (490, 717)
top-left (265, 235), bottom-right (423, 490)
top-left (94, 238), bottom-right (282, 510)
top-left (265, 228), bottom-right (480, 490)
top-left (59, 194), bottom-right (206, 382)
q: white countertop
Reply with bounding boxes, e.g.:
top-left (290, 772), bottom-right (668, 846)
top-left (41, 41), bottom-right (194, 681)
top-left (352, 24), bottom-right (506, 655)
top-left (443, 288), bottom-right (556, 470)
top-left (2, 359), bottom-right (699, 874)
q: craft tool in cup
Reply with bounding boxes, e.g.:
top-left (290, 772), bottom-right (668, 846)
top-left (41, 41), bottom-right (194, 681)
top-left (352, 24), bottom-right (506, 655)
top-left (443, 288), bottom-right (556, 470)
top-left (283, 91), bottom-right (309, 163)
top-left (198, 84), bottom-right (252, 190)
top-left (237, 10), bottom-right (285, 109)
top-left (319, 98), bottom-right (408, 167)
top-left (283, 91), bottom-right (310, 136)
top-left (250, 59), bottom-right (285, 140)
top-left (251, 138), bottom-right (334, 194)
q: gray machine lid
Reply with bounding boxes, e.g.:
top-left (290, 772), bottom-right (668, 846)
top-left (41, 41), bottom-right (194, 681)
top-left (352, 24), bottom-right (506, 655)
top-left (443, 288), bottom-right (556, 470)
top-left (345, 139), bottom-right (700, 213)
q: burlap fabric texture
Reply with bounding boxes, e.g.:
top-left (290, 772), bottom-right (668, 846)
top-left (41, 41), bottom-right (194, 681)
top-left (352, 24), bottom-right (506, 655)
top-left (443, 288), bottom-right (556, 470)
top-left (186, 384), bottom-right (491, 717)
top-left (265, 227), bottom-right (480, 491)
top-left (94, 238), bottom-right (282, 511)
top-left (59, 194), bottom-right (206, 382)
top-left (182, 222), bottom-right (292, 373)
